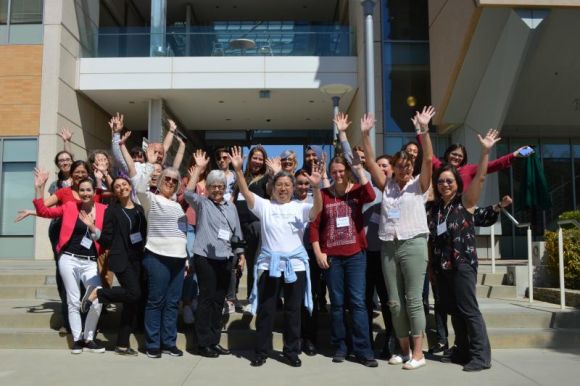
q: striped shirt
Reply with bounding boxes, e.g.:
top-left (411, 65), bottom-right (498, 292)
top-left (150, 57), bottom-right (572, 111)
top-left (133, 164), bottom-right (187, 258)
top-left (185, 191), bottom-right (243, 260)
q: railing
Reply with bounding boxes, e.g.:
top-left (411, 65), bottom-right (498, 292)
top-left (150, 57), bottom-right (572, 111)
top-left (83, 26), bottom-right (354, 58)
top-left (556, 219), bottom-right (580, 309)
top-left (501, 209), bottom-right (533, 303)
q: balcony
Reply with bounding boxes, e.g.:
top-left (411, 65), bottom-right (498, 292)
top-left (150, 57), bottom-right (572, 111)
top-left (83, 25), bottom-right (353, 58)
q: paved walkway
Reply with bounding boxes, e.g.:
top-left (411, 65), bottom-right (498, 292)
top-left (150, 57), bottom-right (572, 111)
top-left (0, 348), bottom-right (578, 386)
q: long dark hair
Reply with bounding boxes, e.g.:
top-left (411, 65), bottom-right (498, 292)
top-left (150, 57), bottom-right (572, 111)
top-left (402, 141), bottom-right (422, 176)
top-left (244, 146), bottom-right (268, 180)
top-left (443, 144), bottom-right (468, 167)
top-left (53, 150), bottom-right (74, 189)
top-left (70, 160), bottom-right (91, 189)
top-left (432, 164), bottom-right (464, 202)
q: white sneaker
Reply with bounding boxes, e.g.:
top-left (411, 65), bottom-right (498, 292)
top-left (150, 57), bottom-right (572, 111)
top-left (183, 305), bottom-right (194, 324)
top-left (388, 354), bottom-right (410, 365)
top-left (403, 357), bottom-right (426, 370)
top-left (242, 303), bottom-right (253, 315)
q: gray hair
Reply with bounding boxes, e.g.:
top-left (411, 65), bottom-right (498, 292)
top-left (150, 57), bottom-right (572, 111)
top-left (157, 166), bottom-right (181, 193)
top-left (272, 171), bottom-right (295, 187)
top-left (206, 169), bottom-right (227, 187)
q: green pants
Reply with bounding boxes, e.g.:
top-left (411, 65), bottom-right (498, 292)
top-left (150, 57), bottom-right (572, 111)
top-left (381, 234), bottom-right (428, 338)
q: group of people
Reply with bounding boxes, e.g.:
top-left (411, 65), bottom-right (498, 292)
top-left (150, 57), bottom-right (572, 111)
top-left (19, 107), bottom-right (532, 371)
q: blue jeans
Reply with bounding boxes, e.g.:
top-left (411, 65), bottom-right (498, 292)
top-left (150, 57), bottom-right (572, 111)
top-left (142, 251), bottom-right (185, 349)
top-left (325, 251), bottom-right (374, 359)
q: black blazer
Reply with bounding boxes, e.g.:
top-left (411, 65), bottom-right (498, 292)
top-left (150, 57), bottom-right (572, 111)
top-left (100, 202), bottom-right (147, 273)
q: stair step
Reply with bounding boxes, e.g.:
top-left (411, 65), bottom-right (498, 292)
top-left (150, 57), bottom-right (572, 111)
top-left (0, 274), bottom-right (51, 286)
top-left (0, 286), bottom-right (59, 300)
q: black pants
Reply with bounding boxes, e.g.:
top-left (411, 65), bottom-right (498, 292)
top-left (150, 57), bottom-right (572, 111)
top-left (365, 250), bottom-right (394, 350)
top-left (438, 264), bottom-right (491, 366)
top-left (256, 271), bottom-right (306, 357)
top-left (301, 249), bottom-right (322, 344)
top-left (431, 275), bottom-right (449, 345)
top-left (194, 255), bottom-right (232, 347)
top-left (96, 259), bottom-right (141, 347)
top-left (241, 221), bottom-right (261, 299)
top-left (49, 219), bottom-right (69, 330)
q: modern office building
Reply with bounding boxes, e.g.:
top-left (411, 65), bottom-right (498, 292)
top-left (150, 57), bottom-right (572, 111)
top-left (0, 0), bottom-right (578, 260)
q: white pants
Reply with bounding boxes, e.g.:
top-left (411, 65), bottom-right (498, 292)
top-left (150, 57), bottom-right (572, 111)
top-left (58, 253), bottom-right (103, 341)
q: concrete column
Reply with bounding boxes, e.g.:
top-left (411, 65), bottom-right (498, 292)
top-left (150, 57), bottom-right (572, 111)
top-left (150, 0), bottom-right (167, 56)
top-left (148, 99), bottom-right (164, 142)
top-left (453, 9), bottom-right (547, 214)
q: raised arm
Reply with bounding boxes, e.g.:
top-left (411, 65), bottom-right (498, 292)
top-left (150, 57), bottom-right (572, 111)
top-left (415, 106), bottom-right (435, 193)
top-left (58, 128), bottom-right (73, 155)
top-left (334, 112), bottom-right (354, 164)
top-left (33, 168), bottom-right (64, 219)
top-left (185, 150), bottom-right (208, 190)
top-left (162, 119), bottom-right (177, 154)
top-left (303, 163), bottom-right (323, 220)
top-left (172, 135), bottom-right (186, 170)
top-left (319, 152), bottom-right (331, 188)
top-left (118, 131), bottom-right (137, 177)
top-left (360, 113), bottom-right (386, 190)
top-left (463, 129), bottom-right (501, 211)
top-left (413, 116), bottom-right (442, 170)
top-left (109, 113), bottom-right (129, 175)
top-left (229, 146), bottom-right (255, 209)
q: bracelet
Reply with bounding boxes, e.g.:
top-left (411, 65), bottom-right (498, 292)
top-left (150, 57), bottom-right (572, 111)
top-left (90, 228), bottom-right (101, 241)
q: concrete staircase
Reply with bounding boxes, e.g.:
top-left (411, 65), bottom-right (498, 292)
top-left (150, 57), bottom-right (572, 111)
top-left (0, 260), bottom-right (579, 351)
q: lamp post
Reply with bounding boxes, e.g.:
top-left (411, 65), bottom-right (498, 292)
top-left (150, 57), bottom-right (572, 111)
top-left (361, 0), bottom-right (376, 153)
top-left (320, 84), bottom-right (353, 156)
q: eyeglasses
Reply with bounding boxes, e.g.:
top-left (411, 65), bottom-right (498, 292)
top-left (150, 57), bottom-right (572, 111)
top-left (209, 184), bottom-right (225, 191)
top-left (449, 152), bottom-right (464, 159)
top-left (437, 178), bottom-right (456, 186)
top-left (57, 158), bottom-right (72, 163)
top-left (281, 158), bottom-right (295, 164)
top-left (164, 176), bottom-right (179, 184)
top-left (216, 156), bottom-right (229, 161)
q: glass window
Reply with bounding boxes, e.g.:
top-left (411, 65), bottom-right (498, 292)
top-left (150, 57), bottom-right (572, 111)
top-left (542, 140), bottom-right (573, 230)
top-left (10, 0), bottom-right (42, 25)
top-left (1, 162), bottom-right (35, 236)
top-left (3, 138), bottom-right (37, 162)
top-left (382, 0), bottom-right (429, 40)
top-left (0, 0), bottom-right (8, 24)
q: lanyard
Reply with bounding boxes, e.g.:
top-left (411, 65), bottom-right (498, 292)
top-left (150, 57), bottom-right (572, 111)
top-left (333, 183), bottom-right (350, 222)
top-left (121, 208), bottom-right (141, 233)
top-left (438, 201), bottom-right (453, 225)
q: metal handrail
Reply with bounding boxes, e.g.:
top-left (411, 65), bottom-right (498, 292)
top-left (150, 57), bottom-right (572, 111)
top-left (501, 209), bottom-right (533, 303)
top-left (556, 219), bottom-right (580, 309)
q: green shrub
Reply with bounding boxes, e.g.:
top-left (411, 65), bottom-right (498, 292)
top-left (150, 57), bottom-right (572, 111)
top-left (544, 210), bottom-right (580, 289)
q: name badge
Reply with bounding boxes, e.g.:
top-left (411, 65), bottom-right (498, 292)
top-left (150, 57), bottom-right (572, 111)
top-left (370, 212), bottom-right (380, 224)
top-left (80, 235), bottom-right (93, 249)
top-left (437, 222), bottom-right (447, 236)
top-left (130, 232), bottom-right (143, 244)
top-left (336, 216), bottom-right (350, 228)
top-left (218, 229), bottom-right (231, 241)
top-left (387, 208), bottom-right (401, 219)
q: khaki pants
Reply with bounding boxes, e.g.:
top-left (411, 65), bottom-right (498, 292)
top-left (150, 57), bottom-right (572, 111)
top-left (97, 251), bottom-right (115, 289)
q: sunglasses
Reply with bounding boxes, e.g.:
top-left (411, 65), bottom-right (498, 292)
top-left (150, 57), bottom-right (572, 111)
top-left (164, 176), bottom-right (179, 184)
top-left (449, 152), bottom-right (464, 159)
top-left (437, 178), bottom-right (456, 185)
top-left (216, 156), bottom-right (229, 161)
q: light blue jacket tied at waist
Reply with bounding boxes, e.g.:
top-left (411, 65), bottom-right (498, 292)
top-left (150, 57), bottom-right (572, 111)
top-left (248, 246), bottom-right (313, 316)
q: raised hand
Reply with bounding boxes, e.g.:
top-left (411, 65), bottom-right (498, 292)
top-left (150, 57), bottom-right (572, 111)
top-left (193, 149), bottom-right (209, 170)
top-left (333, 112), bottom-right (351, 133)
top-left (58, 128), bottom-right (73, 142)
top-left (303, 163), bottom-right (322, 187)
top-left (94, 159), bottom-right (108, 173)
top-left (33, 168), bottom-right (49, 188)
top-left (414, 105), bottom-right (436, 133)
top-left (146, 144), bottom-right (157, 164)
top-left (93, 168), bottom-right (103, 181)
top-left (228, 146), bottom-right (244, 172)
top-left (477, 128), bottom-right (501, 153)
top-left (319, 152), bottom-right (328, 179)
top-left (14, 209), bottom-right (35, 223)
top-left (108, 112), bottom-right (124, 133)
top-left (167, 119), bottom-right (177, 133)
top-left (119, 130), bottom-right (131, 146)
top-left (360, 113), bottom-right (375, 135)
top-left (265, 157), bottom-right (281, 176)
top-left (410, 115), bottom-right (421, 133)
top-left (500, 195), bottom-right (513, 208)
top-left (79, 210), bottom-right (95, 227)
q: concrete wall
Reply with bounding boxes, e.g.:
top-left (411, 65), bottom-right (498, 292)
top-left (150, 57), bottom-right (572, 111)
top-left (34, 0), bottom-right (111, 260)
top-left (0, 45), bottom-right (43, 136)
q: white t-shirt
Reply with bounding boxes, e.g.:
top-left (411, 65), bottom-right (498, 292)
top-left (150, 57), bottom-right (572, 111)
top-left (250, 194), bottom-right (312, 272)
